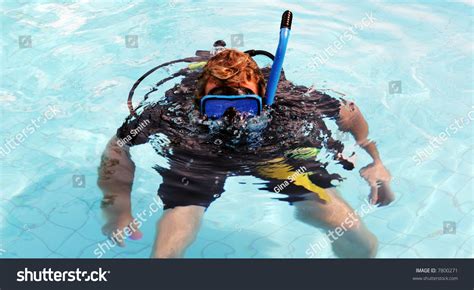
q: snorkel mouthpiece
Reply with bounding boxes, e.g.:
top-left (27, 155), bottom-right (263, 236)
top-left (265, 10), bottom-right (292, 106)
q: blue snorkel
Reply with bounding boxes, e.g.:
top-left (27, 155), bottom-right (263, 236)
top-left (265, 10), bottom-right (293, 106)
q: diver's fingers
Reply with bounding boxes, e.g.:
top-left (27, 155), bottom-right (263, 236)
top-left (116, 237), bottom-right (126, 247)
top-left (109, 234), bottom-right (126, 247)
top-left (379, 182), bottom-right (395, 206)
top-left (110, 223), bottom-right (144, 246)
top-left (380, 198), bottom-right (390, 206)
top-left (129, 228), bottom-right (143, 240)
top-left (369, 185), bottom-right (379, 205)
top-left (101, 224), bottom-right (113, 237)
top-left (102, 225), bottom-right (126, 247)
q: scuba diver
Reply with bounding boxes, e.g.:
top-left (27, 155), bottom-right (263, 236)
top-left (98, 11), bottom-right (395, 258)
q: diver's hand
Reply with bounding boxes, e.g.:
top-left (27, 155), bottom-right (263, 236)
top-left (101, 194), bottom-right (142, 247)
top-left (359, 162), bottom-right (395, 206)
top-left (101, 212), bottom-right (143, 247)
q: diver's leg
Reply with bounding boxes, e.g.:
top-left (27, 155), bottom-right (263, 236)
top-left (151, 205), bottom-right (205, 258)
top-left (152, 154), bottom-right (228, 258)
top-left (294, 189), bottom-right (378, 258)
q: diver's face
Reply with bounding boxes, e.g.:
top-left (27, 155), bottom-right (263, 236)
top-left (204, 78), bottom-right (259, 96)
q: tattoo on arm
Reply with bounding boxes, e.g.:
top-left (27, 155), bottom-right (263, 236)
top-left (98, 155), bottom-right (120, 181)
top-left (100, 193), bottom-right (117, 208)
top-left (97, 136), bottom-right (135, 209)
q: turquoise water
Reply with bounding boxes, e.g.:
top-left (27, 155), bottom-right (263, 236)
top-left (1, 0), bottom-right (473, 258)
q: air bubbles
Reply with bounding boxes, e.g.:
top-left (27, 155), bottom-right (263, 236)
top-left (172, 117), bottom-right (183, 125)
top-left (185, 158), bottom-right (194, 168)
top-left (330, 179), bottom-right (341, 186)
top-left (167, 104), bottom-right (182, 113)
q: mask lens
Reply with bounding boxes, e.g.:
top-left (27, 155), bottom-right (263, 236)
top-left (202, 97), bottom-right (260, 119)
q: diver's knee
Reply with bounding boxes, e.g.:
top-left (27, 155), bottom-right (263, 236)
top-left (160, 220), bottom-right (199, 244)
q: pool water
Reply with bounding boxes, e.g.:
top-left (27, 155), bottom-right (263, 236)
top-left (1, 0), bottom-right (472, 258)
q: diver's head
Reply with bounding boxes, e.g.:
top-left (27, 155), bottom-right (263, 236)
top-left (196, 49), bottom-right (266, 101)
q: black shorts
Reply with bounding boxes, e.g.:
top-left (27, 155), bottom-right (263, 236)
top-left (157, 165), bottom-right (227, 210)
top-left (157, 158), bottom-right (341, 210)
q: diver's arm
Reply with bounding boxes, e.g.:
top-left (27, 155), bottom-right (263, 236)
top-left (97, 135), bottom-right (135, 214)
top-left (336, 101), bottom-right (395, 206)
top-left (336, 101), bottom-right (381, 163)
